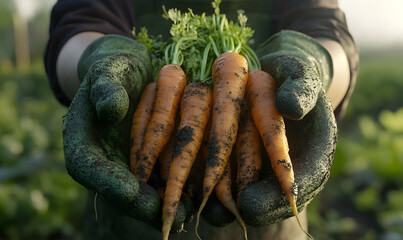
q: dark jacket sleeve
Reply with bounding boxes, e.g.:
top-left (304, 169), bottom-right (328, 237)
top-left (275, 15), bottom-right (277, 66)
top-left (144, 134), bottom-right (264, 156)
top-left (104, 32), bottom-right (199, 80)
top-left (44, 0), bottom-right (135, 106)
top-left (272, 0), bottom-right (359, 121)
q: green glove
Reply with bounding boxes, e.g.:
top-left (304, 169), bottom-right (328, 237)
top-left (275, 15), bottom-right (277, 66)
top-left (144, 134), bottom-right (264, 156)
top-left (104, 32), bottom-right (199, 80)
top-left (237, 30), bottom-right (337, 226)
top-left (63, 34), bottom-right (187, 233)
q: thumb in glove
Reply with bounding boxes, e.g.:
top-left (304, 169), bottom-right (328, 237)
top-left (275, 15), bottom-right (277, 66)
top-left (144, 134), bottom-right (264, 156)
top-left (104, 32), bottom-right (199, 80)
top-left (256, 30), bottom-right (333, 120)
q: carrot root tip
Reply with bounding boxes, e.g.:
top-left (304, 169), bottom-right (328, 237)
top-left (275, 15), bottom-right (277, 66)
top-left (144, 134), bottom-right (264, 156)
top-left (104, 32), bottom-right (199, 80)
top-left (195, 198), bottom-right (208, 240)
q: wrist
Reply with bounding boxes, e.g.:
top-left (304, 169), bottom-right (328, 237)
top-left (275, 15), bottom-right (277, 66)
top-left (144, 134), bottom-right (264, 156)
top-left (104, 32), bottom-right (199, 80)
top-left (317, 39), bottom-right (350, 110)
top-left (56, 31), bottom-right (105, 101)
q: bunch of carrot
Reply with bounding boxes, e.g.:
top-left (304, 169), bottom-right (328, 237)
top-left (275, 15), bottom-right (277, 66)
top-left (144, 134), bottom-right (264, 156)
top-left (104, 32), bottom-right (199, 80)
top-left (129, 1), bottom-right (313, 240)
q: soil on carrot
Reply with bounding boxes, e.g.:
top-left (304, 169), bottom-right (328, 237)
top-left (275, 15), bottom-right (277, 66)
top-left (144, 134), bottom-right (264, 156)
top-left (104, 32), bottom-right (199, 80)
top-left (236, 160), bottom-right (258, 185)
top-left (230, 97), bottom-right (245, 115)
top-left (135, 162), bottom-right (149, 180)
top-left (173, 125), bottom-right (195, 157)
top-left (184, 83), bottom-right (208, 98)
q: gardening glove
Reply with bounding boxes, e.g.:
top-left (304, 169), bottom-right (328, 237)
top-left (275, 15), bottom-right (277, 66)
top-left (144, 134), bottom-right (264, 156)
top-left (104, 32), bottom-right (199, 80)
top-left (237, 30), bottom-right (338, 226)
top-left (62, 34), bottom-right (187, 232)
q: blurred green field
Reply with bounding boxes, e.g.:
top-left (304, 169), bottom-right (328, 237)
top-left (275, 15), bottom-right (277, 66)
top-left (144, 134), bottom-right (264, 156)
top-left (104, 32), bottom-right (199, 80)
top-left (0, 61), bottom-right (86, 239)
top-left (308, 46), bottom-right (403, 240)
top-left (1, 1), bottom-right (403, 239)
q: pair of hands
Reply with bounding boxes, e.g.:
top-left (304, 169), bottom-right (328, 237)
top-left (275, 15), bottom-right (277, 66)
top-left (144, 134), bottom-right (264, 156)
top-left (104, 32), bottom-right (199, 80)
top-left (62, 31), bottom-right (337, 232)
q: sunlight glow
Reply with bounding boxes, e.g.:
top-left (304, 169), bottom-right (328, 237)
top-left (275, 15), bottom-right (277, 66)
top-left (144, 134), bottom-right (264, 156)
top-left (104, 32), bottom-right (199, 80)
top-left (339, 0), bottom-right (403, 47)
top-left (13, 0), bottom-right (57, 20)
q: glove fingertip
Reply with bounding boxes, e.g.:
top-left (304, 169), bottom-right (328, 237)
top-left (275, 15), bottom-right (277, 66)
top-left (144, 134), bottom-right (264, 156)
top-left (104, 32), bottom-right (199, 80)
top-left (276, 77), bottom-right (320, 120)
top-left (129, 181), bottom-right (161, 222)
top-left (201, 195), bottom-right (235, 227)
top-left (276, 89), bottom-right (306, 120)
top-left (171, 202), bottom-right (188, 233)
top-left (92, 84), bottom-right (129, 125)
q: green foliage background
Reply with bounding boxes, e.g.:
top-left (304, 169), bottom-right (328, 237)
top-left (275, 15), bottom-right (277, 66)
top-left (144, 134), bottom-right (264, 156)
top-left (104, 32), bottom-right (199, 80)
top-left (0, 2), bottom-right (86, 239)
top-left (0, 61), bottom-right (86, 240)
top-left (1, 1), bottom-right (403, 239)
top-left (308, 47), bottom-right (403, 240)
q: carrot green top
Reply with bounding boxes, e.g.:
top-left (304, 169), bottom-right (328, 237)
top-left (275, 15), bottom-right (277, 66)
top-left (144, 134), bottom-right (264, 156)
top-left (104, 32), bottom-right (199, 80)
top-left (134, 0), bottom-right (261, 86)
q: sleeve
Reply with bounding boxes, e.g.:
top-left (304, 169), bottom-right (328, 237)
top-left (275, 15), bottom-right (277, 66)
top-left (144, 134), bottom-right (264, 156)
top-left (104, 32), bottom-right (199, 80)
top-left (272, 0), bottom-right (359, 122)
top-left (44, 0), bottom-right (135, 106)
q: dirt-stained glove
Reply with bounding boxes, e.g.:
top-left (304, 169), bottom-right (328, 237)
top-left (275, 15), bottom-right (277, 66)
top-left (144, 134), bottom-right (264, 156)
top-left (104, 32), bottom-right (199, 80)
top-left (62, 34), bottom-right (187, 233)
top-left (238, 30), bottom-right (337, 226)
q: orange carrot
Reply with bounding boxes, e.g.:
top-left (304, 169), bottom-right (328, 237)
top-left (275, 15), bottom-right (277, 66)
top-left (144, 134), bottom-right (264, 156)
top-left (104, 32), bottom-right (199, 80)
top-left (156, 121), bottom-right (180, 200)
top-left (162, 82), bottom-right (212, 240)
top-left (134, 64), bottom-right (186, 182)
top-left (235, 99), bottom-right (262, 204)
top-left (159, 135), bottom-right (175, 184)
top-left (129, 82), bottom-right (156, 174)
top-left (246, 70), bottom-right (313, 239)
top-left (215, 162), bottom-right (248, 240)
top-left (184, 119), bottom-right (210, 199)
top-left (195, 52), bottom-right (248, 239)
top-left (185, 150), bottom-right (205, 200)
top-left (159, 120), bottom-right (179, 183)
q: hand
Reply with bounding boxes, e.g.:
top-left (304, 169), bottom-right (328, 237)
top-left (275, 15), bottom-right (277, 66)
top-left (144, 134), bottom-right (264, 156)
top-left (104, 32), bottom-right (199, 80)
top-left (62, 35), bottom-right (187, 232)
top-left (198, 30), bottom-right (338, 227)
top-left (238, 30), bottom-right (337, 226)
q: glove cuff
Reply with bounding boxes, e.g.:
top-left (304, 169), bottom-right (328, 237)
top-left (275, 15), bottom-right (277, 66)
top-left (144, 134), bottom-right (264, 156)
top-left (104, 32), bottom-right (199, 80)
top-left (256, 30), bottom-right (333, 91)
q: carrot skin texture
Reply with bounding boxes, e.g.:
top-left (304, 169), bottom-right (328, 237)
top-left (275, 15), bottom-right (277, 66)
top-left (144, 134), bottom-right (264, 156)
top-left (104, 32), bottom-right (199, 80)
top-left (185, 150), bottom-right (205, 199)
top-left (215, 162), bottom-right (248, 240)
top-left (196, 52), bottom-right (248, 239)
top-left (135, 64), bottom-right (186, 182)
top-left (235, 100), bottom-right (262, 204)
top-left (162, 83), bottom-right (212, 240)
top-left (159, 121), bottom-right (179, 182)
top-left (130, 82), bottom-right (156, 173)
top-left (185, 119), bottom-right (210, 199)
top-left (246, 70), bottom-right (313, 239)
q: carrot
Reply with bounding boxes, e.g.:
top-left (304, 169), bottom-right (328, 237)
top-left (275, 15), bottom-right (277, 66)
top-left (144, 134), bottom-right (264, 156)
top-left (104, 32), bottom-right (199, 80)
top-left (159, 135), bottom-right (175, 183)
top-left (195, 52), bottom-right (248, 239)
top-left (155, 121), bottom-right (179, 200)
top-left (235, 99), bottom-right (262, 204)
top-left (162, 82), bottom-right (212, 240)
top-left (134, 64), bottom-right (186, 182)
top-left (129, 82), bottom-right (156, 174)
top-left (185, 150), bottom-right (205, 200)
top-left (246, 70), bottom-right (313, 240)
top-left (215, 162), bottom-right (248, 240)
top-left (183, 119), bottom-right (210, 200)
top-left (159, 120), bottom-right (179, 183)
